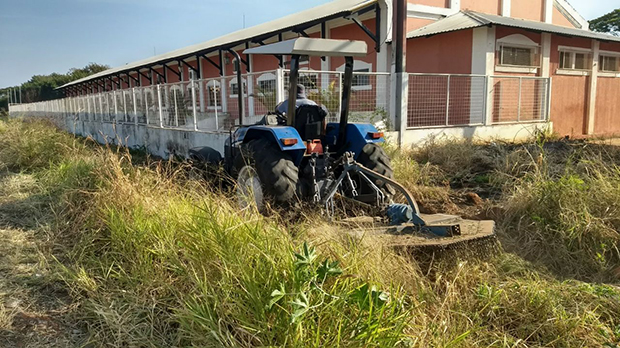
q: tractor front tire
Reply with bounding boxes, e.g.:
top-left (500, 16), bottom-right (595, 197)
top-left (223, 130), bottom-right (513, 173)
top-left (234, 138), bottom-right (298, 210)
top-left (356, 143), bottom-right (396, 199)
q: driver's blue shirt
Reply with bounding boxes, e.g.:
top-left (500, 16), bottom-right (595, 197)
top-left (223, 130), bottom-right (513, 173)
top-left (275, 94), bottom-right (318, 115)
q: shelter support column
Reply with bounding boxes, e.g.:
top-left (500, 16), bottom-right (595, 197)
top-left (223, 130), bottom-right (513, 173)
top-left (199, 57), bottom-right (206, 113)
top-left (586, 40), bottom-right (600, 135)
top-left (471, 26), bottom-right (496, 125)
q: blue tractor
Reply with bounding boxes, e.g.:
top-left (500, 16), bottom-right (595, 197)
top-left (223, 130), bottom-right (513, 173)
top-left (190, 38), bottom-right (495, 240)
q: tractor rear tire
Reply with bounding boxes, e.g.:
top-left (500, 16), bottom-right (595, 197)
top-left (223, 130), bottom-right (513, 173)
top-left (356, 143), bottom-right (396, 199)
top-left (234, 138), bottom-right (299, 209)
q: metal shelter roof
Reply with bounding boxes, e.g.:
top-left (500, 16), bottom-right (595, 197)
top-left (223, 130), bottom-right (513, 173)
top-left (244, 38), bottom-right (368, 57)
top-left (407, 10), bottom-right (620, 43)
top-left (60, 0), bottom-right (377, 90)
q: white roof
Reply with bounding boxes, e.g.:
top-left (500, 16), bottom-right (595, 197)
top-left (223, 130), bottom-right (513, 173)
top-left (408, 11), bottom-right (620, 43)
top-left (244, 38), bottom-right (367, 57)
top-left (60, 0), bottom-right (376, 89)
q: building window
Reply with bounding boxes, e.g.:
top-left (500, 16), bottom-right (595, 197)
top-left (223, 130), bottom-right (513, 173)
top-left (257, 72), bottom-right (277, 92)
top-left (259, 79), bottom-right (275, 90)
top-left (559, 49), bottom-right (592, 70)
top-left (229, 78), bottom-right (247, 97)
top-left (499, 45), bottom-right (539, 67)
top-left (600, 55), bottom-right (620, 72)
top-left (496, 34), bottom-right (541, 71)
top-left (353, 68), bottom-right (370, 87)
top-left (206, 80), bottom-right (221, 108)
top-left (337, 60), bottom-right (373, 90)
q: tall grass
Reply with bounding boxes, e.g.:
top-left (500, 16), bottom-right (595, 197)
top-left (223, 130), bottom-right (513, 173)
top-left (1, 118), bottom-right (619, 347)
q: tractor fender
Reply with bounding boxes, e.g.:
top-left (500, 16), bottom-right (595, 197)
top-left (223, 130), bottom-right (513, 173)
top-left (239, 126), bottom-right (306, 165)
top-left (324, 123), bottom-right (384, 159)
top-left (189, 146), bottom-right (223, 165)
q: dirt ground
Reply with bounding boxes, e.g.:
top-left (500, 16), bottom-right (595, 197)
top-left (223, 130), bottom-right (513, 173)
top-left (0, 173), bottom-right (81, 347)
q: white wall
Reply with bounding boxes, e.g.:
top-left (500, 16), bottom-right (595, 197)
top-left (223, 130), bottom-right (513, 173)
top-left (388, 122), bottom-right (553, 146)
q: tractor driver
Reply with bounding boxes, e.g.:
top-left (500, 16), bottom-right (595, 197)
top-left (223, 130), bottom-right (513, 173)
top-left (275, 84), bottom-right (329, 118)
top-left (275, 84), bottom-right (329, 139)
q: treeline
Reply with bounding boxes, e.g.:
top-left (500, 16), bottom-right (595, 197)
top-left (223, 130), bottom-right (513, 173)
top-left (1, 63), bottom-right (109, 111)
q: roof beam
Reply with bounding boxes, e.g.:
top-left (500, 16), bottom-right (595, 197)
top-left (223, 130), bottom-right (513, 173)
top-left (163, 62), bottom-right (181, 79)
top-left (349, 5), bottom-right (382, 53)
top-left (117, 73), bottom-right (130, 87)
top-left (150, 67), bottom-right (165, 84)
top-left (184, 58), bottom-right (200, 74)
top-left (295, 29), bottom-right (310, 38)
top-left (201, 54), bottom-right (223, 76)
top-left (136, 70), bottom-right (151, 85)
top-left (127, 73), bottom-right (140, 86)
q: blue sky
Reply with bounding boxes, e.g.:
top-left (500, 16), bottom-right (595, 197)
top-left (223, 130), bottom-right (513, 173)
top-left (0, 0), bottom-right (616, 88)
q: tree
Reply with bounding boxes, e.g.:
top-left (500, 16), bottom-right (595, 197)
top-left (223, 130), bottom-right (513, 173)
top-left (12, 63), bottom-right (110, 105)
top-left (590, 9), bottom-right (620, 36)
top-left (0, 62), bottom-right (109, 111)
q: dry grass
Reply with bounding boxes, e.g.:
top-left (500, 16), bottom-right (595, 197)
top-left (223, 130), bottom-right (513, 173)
top-left (0, 118), bottom-right (619, 347)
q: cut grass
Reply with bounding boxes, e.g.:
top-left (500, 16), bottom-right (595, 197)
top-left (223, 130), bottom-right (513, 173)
top-left (0, 118), bottom-right (619, 347)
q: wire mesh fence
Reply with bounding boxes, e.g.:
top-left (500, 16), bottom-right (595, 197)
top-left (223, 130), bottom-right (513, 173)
top-left (282, 70), bottom-right (391, 127)
top-left (489, 76), bottom-right (550, 123)
top-left (8, 71), bottom-right (550, 135)
top-left (407, 74), bottom-right (487, 128)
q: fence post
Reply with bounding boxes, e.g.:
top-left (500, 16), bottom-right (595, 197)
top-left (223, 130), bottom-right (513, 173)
top-left (191, 79), bottom-right (198, 131)
top-left (338, 72), bottom-right (343, 119)
top-left (484, 76), bottom-right (494, 125)
top-left (145, 88), bottom-right (149, 125)
top-left (391, 72), bottom-right (409, 146)
top-left (199, 77), bottom-right (205, 113)
top-left (122, 90), bottom-right (128, 123)
top-left (157, 84), bottom-right (163, 128)
top-left (133, 87), bottom-right (138, 125)
top-left (247, 73), bottom-right (255, 119)
top-left (113, 91), bottom-right (118, 123)
top-left (517, 77), bottom-right (522, 122)
top-left (276, 68), bottom-right (285, 104)
top-left (445, 75), bottom-right (451, 126)
top-left (546, 78), bottom-right (552, 121)
top-left (86, 96), bottom-right (91, 121)
top-left (214, 85), bottom-right (219, 130)
top-left (173, 87), bottom-right (179, 127)
top-left (98, 95), bottom-right (102, 123)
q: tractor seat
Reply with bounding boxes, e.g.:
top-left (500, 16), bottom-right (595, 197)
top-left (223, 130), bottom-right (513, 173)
top-left (294, 104), bottom-right (328, 141)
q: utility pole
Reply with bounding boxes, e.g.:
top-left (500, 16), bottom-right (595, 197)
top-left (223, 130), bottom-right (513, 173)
top-left (19, 86), bottom-right (21, 104)
top-left (393, 0), bottom-right (407, 147)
